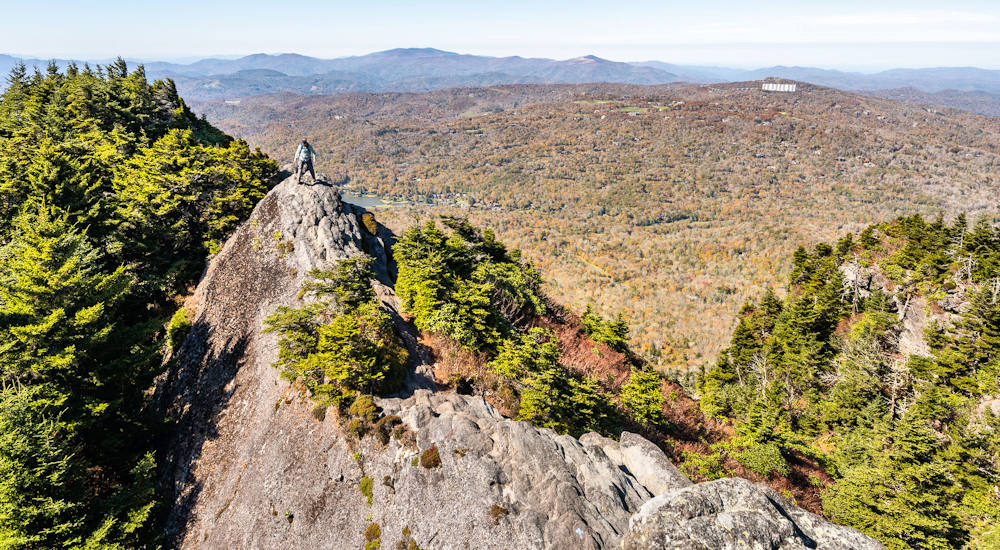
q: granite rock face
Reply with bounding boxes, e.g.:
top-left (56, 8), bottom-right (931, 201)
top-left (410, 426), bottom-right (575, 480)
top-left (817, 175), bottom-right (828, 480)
top-left (156, 174), bottom-right (882, 549)
top-left (623, 478), bottom-right (885, 550)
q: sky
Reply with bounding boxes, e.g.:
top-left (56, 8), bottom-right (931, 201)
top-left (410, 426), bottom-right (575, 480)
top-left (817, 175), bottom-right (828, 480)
top-left (2, 0), bottom-right (1000, 70)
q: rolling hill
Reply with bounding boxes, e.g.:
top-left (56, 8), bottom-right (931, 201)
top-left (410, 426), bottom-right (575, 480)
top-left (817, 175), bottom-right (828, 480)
top-left (193, 81), bottom-right (1000, 370)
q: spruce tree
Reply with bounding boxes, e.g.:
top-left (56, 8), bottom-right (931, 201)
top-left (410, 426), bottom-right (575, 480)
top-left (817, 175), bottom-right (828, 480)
top-left (620, 367), bottom-right (666, 427)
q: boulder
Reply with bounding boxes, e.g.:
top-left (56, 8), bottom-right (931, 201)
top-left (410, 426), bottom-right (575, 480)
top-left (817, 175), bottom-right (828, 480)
top-left (623, 478), bottom-right (885, 550)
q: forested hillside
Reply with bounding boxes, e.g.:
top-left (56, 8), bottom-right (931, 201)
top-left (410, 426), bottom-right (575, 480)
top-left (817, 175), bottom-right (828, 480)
top-left (197, 82), bottom-right (1000, 369)
top-left (0, 61), bottom-right (275, 547)
top-left (699, 214), bottom-right (1000, 549)
top-left (4, 61), bottom-right (998, 549)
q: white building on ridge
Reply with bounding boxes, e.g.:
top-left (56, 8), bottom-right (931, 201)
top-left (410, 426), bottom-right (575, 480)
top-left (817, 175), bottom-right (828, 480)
top-left (762, 82), bottom-right (797, 92)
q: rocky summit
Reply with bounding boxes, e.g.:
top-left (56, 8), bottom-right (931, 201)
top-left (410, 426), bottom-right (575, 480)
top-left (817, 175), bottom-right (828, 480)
top-left (154, 173), bottom-right (884, 549)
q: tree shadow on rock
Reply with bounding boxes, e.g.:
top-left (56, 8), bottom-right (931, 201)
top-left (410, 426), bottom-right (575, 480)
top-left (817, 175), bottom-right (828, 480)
top-left (152, 319), bottom-right (248, 544)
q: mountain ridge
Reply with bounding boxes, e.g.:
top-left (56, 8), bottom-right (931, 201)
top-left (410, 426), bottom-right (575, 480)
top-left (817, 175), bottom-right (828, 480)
top-left (5, 50), bottom-right (1000, 113)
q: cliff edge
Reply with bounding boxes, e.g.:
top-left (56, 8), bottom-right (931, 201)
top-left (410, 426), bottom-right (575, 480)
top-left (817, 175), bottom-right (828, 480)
top-left (155, 175), bottom-right (883, 549)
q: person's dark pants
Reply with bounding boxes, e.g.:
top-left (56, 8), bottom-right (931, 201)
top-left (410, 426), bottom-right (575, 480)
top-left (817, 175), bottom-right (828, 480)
top-left (296, 159), bottom-right (315, 182)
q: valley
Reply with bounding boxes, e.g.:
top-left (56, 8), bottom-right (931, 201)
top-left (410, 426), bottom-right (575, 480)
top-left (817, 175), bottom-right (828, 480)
top-left (196, 81), bottom-right (1000, 369)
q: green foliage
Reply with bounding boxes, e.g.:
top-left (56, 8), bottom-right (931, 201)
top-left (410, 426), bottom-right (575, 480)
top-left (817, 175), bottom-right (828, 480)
top-left (265, 262), bottom-right (408, 405)
top-left (581, 305), bottom-right (630, 352)
top-left (821, 414), bottom-right (969, 550)
top-left (732, 441), bottom-right (790, 478)
top-left (517, 358), bottom-right (616, 437)
top-left (699, 214), bottom-right (1000, 549)
top-left (359, 476), bottom-right (374, 506)
top-left (394, 217), bottom-right (544, 351)
top-left (487, 328), bottom-right (560, 380)
top-left (0, 386), bottom-right (83, 548)
top-left (484, 325), bottom-right (618, 437)
top-left (349, 394), bottom-right (379, 424)
top-left (620, 367), bottom-right (666, 428)
top-left (364, 522), bottom-right (381, 550)
top-left (0, 207), bottom-right (130, 384)
top-left (167, 307), bottom-right (191, 351)
top-left (396, 526), bottom-right (421, 550)
top-left (0, 61), bottom-right (274, 547)
top-left (679, 449), bottom-right (730, 481)
top-left (397, 218), bottom-right (670, 439)
top-left (112, 129), bottom-right (275, 293)
top-left (301, 257), bottom-right (376, 305)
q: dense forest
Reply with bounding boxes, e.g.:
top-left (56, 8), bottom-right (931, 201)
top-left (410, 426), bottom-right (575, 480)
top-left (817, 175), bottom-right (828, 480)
top-left (197, 82), bottom-right (1000, 371)
top-left (0, 61), bottom-right (275, 547)
top-left (698, 214), bottom-right (1000, 549)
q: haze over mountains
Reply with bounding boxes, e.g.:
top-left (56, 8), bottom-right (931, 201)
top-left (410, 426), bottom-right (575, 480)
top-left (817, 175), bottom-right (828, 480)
top-left (3, 48), bottom-right (1000, 114)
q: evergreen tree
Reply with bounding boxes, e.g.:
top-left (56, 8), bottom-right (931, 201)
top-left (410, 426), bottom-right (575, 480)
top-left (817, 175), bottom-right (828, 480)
top-left (0, 207), bottom-right (129, 387)
top-left (620, 367), bottom-right (666, 427)
top-left (264, 265), bottom-right (408, 404)
top-left (394, 219), bottom-right (543, 350)
top-left (0, 385), bottom-right (84, 549)
top-left (0, 61), bottom-right (278, 548)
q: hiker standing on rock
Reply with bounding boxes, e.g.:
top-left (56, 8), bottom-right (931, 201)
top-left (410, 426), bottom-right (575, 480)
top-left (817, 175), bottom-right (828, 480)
top-left (294, 139), bottom-right (317, 183)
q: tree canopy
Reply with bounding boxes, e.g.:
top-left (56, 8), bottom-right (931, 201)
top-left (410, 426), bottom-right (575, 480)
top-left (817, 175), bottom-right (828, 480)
top-left (0, 60), bottom-right (276, 548)
top-left (698, 214), bottom-right (1000, 549)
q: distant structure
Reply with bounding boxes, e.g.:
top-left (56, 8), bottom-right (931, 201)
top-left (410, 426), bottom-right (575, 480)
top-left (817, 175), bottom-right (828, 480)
top-left (762, 82), bottom-right (797, 93)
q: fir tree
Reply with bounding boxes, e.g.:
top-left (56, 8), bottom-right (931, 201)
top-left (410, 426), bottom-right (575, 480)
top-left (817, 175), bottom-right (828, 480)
top-left (620, 367), bottom-right (666, 427)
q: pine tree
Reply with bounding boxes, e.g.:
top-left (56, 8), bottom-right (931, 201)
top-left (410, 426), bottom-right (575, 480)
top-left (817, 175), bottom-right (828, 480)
top-left (0, 385), bottom-right (85, 549)
top-left (620, 367), bottom-right (666, 427)
top-left (0, 206), bottom-right (129, 387)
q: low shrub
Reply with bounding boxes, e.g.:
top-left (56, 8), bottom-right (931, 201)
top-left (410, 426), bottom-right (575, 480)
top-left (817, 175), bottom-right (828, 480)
top-left (167, 307), bottom-right (192, 350)
top-left (732, 441), bottom-right (790, 478)
top-left (350, 395), bottom-right (379, 423)
top-left (679, 449), bottom-right (729, 481)
top-left (364, 522), bottom-right (381, 550)
top-left (396, 526), bottom-right (420, 550)
top-left (488, 504), bottom-right (509, 525)
top-left (348, 419), bottom-right (365, 439)
top-left (359, 476), bottom-right (374, 506)
top-left (420, 446), bottom-right (441, 469)
top-left (374, 415), bottom-right (401, 445)
top-left (311, 403), bottom-right (328, 422)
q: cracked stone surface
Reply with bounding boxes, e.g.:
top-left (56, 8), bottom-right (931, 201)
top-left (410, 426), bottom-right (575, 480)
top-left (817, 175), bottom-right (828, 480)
top-left (623, 478), bottom-right (885, 550)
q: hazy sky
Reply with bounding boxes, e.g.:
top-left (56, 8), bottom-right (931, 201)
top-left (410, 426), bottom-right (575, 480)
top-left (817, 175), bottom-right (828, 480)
top-left (3, 0), bottom-right (1000, 70)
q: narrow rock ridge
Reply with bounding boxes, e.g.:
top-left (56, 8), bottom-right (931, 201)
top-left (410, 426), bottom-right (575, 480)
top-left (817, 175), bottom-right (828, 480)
top-left (155, 174), bottom-right (883, 549)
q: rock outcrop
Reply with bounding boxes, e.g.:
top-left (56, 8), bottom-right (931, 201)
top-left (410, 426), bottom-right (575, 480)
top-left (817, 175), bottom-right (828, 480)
top-left (624, 478), bottom-right (883, 550)
top-left (156, 175), bottom-right (883, 549)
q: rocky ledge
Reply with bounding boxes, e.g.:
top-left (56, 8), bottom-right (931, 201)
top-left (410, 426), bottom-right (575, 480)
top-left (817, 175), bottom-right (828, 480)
top-left (155, 174), bottom-right (884, 549)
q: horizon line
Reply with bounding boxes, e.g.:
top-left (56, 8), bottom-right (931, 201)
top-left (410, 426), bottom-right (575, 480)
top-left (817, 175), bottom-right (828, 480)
top-left (4, 43), bottom-right (1000, 73)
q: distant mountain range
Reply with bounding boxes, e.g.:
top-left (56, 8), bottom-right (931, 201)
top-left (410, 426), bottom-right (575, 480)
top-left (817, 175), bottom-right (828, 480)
top-left (3, 48), bottom-right (1000, 114)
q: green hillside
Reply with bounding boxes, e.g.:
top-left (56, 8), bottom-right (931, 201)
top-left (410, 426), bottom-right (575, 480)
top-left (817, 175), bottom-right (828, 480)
top-left (0, 60), bottom-right (275, 548)
top-left (699, 214), bottom-right (1000, 549)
